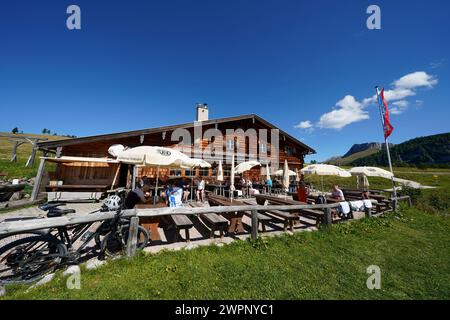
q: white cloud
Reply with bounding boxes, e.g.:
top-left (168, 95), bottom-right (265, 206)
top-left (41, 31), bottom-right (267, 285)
top-left (317, 95), bottom-right (369, 130)
top-left (392, 100), bottom-right (409, 108)
top-left (298, 71), bottom-right (438, 131)
top-left (390, 100), bottom-right (409, 115)
top-left (393, 71), bottom-right (438, 89)
top-left (294, 120), bottom-right (313, 129)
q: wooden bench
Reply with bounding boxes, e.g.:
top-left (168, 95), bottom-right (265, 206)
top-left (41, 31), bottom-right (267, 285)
top-left (136, 203), bottom-right (167, 241)
top-left (254, 194), bottom-right (326, 226)
top-left (263, 209), bottom-right (299, 231)
top-left (191, 202), bottom-right (229, 238)
top-left (171, 214), bottom-right (194, 242)
top-left (242, 201), bottom-right (273, 232)
top-left (207, 194), bottom-right (246, 234)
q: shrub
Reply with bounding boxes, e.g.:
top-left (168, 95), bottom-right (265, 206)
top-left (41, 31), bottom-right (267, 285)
top-left (398, 186), bottom-right (422, 205)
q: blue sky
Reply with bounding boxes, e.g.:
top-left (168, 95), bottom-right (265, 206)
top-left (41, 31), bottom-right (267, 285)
top-left (0, 0), bottom-right (448, 161)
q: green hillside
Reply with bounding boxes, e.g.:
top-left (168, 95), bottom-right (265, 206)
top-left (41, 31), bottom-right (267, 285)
top-left (327, 148), bottom-right (379, 166)
top-left (0, 133), bottom-right (67, 179)
top-left (351, 133), bottom-right (450, 168)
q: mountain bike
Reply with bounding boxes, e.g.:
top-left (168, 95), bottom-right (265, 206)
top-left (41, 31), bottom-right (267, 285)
top-left (0, 202), bottom-right (149, 285)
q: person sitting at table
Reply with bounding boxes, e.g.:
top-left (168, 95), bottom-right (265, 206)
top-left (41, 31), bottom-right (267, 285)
top-left (362, 190), bottom-right (370, 199)
top-left (177, 178), bottom-right (191, 203)
top-left (196, 176), bottom-right (205, 202)
top-left (166, 182), bottom-right (183, 207)
top-left (124, 184), bottom-right (151, 209)
top-left (139, 176), bottom-right (150, 188)
top-left (330, 185), bottom-right (345, 201)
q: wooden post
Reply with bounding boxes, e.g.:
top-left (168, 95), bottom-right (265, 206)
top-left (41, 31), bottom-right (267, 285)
top-left (126, 216), bottom-right (139, 258)
top-left (392, 198), bottom-right (397, 212)
top-left (131, 165), bottom-right (137, 190)
top-left (56, 146), bottom-right (63, 158)
top-left (26, 143), bottom-right (38, 168)
top-left (11, 141), bottom-right (19, 162)
top-left (110, 164), bottom-right (121, 191)
top-left (251, 209), bottom-right (258, 240)
top-left (31, 158), bottom-right (46, 201)
top-left (323, 207), bottom-right (332, 227)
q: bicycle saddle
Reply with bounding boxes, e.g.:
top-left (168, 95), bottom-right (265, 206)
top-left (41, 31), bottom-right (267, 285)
top-left (47, 208), bottom-right (76, 218)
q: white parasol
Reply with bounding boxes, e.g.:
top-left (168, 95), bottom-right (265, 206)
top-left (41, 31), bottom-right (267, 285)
top-left (234, 160), bottom-right (261, 174)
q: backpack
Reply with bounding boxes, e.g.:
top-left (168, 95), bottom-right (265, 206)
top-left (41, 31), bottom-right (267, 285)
top-left (316, 195), bottom-right (327, 204)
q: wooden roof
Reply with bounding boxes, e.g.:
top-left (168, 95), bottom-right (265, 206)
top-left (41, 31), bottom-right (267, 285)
top-left (37, 114), bottom-right (315, 154)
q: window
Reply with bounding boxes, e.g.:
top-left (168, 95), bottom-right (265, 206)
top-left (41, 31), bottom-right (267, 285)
top-left (224, 168), bottom-right (231, 177)
top-left (285, 146), bottom-right (296, 157)
top-left (260, 143), bottom-right (267, 153)
top-left (199, 168), bottom-right (209, 177)
top-left (169, 169), bottom-right (182, 177)
top-left (226, 139), bottom-right (234, 151)
top-left (184, 169), bottom-right (194, 177)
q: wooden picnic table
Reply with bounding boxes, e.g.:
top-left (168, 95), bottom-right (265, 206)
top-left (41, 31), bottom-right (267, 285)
top-left (135, 202), bottom-right (167, 241)
top-left (207, 184), bottom-right (227, 197)
top-left (207, 194), bottom-right (246, 233)
top-left (254, 194), bottom-right (325, 225)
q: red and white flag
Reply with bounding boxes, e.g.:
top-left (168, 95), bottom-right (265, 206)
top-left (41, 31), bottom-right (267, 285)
top-left (380, 88), bottom-right (394, 139)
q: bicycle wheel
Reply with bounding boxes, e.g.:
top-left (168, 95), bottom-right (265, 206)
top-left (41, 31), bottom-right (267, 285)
top-left (123, 226), bottom-right (150, 250)
top-left (0, 235), bottom-right (67, 285)
top-left (101, 226), bottom-right (149, 258)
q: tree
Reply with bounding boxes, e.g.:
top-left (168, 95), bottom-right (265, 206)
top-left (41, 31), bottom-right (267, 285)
top-left (11, 127), bottom-right (19, 134)
top-left (42, 128), bottom-right (48, 134)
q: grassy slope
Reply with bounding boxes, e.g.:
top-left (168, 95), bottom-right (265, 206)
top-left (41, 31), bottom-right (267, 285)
top-left (327, 148), bottom-right (379, 166)
top-left (3, 207), bottom-right (449, 300)
top-left (0, 133), bottom-right (66, 179)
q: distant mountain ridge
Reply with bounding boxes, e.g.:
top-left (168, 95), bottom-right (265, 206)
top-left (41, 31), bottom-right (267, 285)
top-left (326, 142), bottom-right (389, 166)
top-left (343, 142), bottom-right (392, 158)
top-left (350, 133), bottom-right (450, 167)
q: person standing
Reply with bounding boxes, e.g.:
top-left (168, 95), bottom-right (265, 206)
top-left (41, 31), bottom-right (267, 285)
top-left (196, 176), bottom-right (205, 202)
top-left (297, 181), bottom-right (309, 203)
top-left (265, 177), bottom-right (273, 194)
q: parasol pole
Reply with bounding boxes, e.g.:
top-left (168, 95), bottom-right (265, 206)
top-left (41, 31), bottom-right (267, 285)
top-left (154, 165), bottom-right (160, 204)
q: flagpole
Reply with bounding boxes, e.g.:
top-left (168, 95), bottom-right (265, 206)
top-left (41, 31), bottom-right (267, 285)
top-left (375, 86), bottom-right (398, 206)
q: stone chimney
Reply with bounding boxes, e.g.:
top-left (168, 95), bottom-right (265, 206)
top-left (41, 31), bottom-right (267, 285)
top-left (196, 103), bottom-right (209, 122)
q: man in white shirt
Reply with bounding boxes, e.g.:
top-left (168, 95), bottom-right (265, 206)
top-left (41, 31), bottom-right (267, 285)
top-left (331, 185), bottom-right (345, 201)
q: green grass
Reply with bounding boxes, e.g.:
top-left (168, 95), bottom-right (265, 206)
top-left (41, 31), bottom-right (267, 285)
top-left (0, 132), bottom-right (66, 180)
top-left (2, 207), bottom-right (449, 300)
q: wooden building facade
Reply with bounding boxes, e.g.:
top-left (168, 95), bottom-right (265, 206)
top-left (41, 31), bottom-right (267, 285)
top-left (37, 113), bottom-right (315, 190)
